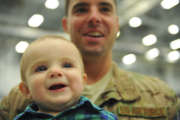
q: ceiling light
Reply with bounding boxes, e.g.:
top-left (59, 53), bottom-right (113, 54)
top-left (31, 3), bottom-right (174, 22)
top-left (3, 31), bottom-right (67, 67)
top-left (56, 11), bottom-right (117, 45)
top-left (122, 54), bottom-right (136, 65)
top-left (168, 24), bottom-right (179, 35)
top-left (28, 14), bottom-right (44, 28)
top-left (145, 48), bottom-right (160, 60)
top-left (142, 34), bottom-right (157, 46)
top-left (170, 39), bottom-right (180, 50)
top-left (15, 41), bottom-right (29, 53)
top-left (129, 17), bottom-right (142, 28)
top-left (161, 0), bottom-right (179, 10)
top-left (45, 0), bottom-right (59, 9)
top-left (167, 50), bottom-right (180, 63)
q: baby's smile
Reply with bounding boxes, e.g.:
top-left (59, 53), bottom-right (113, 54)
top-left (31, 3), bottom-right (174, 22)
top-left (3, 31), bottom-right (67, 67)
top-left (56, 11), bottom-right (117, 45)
top-left (48, 83), bottom-right (67, 91)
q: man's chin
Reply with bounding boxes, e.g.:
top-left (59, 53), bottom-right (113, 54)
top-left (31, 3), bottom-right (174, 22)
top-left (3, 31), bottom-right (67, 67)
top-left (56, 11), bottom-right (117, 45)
top-left (82, 50), bottom-right (104, 57)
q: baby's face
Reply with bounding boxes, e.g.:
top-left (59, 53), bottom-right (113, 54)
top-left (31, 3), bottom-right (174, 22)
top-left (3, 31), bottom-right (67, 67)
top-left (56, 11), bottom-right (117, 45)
top-left (23, 39), bottom-right (85, 114)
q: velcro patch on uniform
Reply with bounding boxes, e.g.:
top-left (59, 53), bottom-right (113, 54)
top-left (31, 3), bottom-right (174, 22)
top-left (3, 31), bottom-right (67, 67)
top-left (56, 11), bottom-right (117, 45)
top-left (117, 106), bottom-right (167, 118)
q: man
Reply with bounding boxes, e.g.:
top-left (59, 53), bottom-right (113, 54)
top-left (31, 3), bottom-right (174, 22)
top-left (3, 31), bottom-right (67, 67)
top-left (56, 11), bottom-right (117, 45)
top-left (0, 0), bottom-right (178, 119)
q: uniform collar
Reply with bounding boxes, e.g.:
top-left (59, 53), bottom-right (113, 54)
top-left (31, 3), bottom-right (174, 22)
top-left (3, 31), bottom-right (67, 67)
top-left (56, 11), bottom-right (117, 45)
top-left (112, 62), bottom-right (140, 101)
top-left (95, 62), bottom-right (140, 106)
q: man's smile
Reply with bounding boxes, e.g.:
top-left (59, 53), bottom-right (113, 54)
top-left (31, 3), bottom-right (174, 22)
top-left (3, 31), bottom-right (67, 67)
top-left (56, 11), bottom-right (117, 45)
top-left (83, 32), bottom-right (104, 38)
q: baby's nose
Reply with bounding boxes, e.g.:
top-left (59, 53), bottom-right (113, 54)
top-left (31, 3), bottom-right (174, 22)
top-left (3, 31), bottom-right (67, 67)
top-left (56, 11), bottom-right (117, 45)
top-left (49, 70), bottom-right (62, 78)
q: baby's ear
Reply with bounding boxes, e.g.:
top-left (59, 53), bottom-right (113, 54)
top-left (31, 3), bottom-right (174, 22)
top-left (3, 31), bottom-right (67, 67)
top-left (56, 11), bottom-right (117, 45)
top-left (83, 73), bottom-right (87, 84)
top-left (19, 82), bottom-right (32, 99)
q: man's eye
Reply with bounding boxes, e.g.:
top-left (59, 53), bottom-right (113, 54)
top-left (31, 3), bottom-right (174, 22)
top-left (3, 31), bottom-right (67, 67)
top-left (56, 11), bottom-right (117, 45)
top-left (100, 7), bottom-right (111, 13)
top-left (75, 8), bottom-right (88, 14)
top-left (63, 63), bottom-right (73, 68)
top-left (35, 65), bottom-right (47, 72)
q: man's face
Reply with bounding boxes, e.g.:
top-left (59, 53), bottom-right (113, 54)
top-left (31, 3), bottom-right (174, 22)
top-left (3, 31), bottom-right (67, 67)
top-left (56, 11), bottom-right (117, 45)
top-left (22, 39), bottom-right (85, 114)
top-left (63, 0), bottom-right (119, 57)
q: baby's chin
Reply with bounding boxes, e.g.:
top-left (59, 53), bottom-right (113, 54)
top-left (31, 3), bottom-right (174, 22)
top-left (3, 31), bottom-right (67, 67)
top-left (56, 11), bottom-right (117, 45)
top-left (37, 95), bottom-right (81, 114)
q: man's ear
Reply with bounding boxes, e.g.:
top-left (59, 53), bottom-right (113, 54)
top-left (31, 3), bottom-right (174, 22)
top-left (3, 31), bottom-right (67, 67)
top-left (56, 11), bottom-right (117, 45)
top-left (19, 82), bottom-right (32, 99)
top-left (116, 16), bottom-right (120, 33)
top-left (62, 17), bottom-right (68, 33)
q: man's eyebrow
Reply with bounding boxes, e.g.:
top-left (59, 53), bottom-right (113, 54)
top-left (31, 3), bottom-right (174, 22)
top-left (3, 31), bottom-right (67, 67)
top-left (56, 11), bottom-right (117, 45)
top-left (99, 2), bottom-right (113, 8)
top-left (73, 2), bottom-right (89, 9)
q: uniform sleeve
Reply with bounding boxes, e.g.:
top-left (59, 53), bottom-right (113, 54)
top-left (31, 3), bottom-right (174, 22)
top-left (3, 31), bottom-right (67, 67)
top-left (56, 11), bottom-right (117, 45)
top-left (0, 86), bottom-right (32, 120)
top-left (153, 77), bottom-right (178, 114)
top-left (145, 76), bottom-right (179, 119)
top-left (113, 65), bottom-right (179, 119)
top-left (168, 98), bottom-right (180, 120)
top-left (135, 74), bottom-right (178, 117)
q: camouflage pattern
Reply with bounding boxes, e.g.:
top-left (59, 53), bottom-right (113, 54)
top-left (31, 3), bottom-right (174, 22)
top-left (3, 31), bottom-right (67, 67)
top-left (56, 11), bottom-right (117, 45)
top-left (94, 62), bottom-right (178, 120)
top-left (169, 99), bottom-right (180, 120)
top-left (0, 62), bottom-right (178, 120)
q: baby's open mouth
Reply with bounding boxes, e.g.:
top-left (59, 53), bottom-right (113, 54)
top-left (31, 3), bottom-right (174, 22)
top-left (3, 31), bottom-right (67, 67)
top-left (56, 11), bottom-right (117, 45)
top-left (48, 84), bottom-right (66, 90)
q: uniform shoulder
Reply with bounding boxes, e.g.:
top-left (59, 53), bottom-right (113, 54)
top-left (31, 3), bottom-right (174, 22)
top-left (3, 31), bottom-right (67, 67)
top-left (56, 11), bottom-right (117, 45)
top-left (0, 86), bottom-right (32, 120)
top-left (114, 65), bottom-right (176, 96)
top-left (131, 70), bottom-right (173, 93)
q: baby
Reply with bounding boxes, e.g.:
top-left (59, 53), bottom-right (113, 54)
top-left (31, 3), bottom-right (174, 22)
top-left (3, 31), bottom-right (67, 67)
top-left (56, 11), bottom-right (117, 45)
top-left (14, 35), bottom-right (117, 120)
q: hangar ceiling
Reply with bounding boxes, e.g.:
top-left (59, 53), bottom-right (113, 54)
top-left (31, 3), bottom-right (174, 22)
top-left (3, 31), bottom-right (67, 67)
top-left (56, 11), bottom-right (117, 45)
top-left (0, 0), bottom-right (179, 58)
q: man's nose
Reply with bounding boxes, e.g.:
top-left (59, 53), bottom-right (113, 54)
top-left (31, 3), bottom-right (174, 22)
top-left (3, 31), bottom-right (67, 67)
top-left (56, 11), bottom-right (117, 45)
top-left (88, 7), bottom-right (101, 25)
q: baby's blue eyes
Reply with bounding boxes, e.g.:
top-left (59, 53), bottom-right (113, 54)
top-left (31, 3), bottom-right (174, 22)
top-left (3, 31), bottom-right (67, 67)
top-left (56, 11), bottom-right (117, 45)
top-left (63, 63), bottom-right (73, 68)
top-left (35, 65), bottom-right (47, 72)
top-left (34, 63), bottom-right (73, 72)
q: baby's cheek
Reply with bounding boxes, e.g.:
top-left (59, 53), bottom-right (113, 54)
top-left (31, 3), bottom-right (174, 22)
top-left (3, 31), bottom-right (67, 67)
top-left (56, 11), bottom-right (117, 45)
top-left (73, 82), bottom-right (84, 93)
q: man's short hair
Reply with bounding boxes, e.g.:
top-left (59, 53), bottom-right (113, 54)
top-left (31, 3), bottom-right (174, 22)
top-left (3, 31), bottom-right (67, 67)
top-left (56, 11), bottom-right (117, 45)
top-left (64, 0), bottom-right (117, 16)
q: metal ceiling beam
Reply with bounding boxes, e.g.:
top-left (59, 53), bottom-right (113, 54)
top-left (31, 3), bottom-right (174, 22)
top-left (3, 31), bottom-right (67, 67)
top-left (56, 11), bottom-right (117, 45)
top-left (118, 0), bottom-right (162, 27)
top-left (0, 23), bottom-right (68, 40)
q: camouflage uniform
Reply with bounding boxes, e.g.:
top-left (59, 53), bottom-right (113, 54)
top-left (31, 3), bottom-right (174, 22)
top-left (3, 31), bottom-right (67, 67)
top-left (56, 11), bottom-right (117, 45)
top-left (168, 99), bottom-right (180, 120)
top-left (0, 62), bottom-right (178, 120)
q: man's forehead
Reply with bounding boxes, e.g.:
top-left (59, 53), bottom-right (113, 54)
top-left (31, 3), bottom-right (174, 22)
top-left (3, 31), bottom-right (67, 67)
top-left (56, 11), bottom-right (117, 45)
top-left (65, 0), bottom-right (117, 15)
top-left (70, 0), bottom-right (115, 5)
